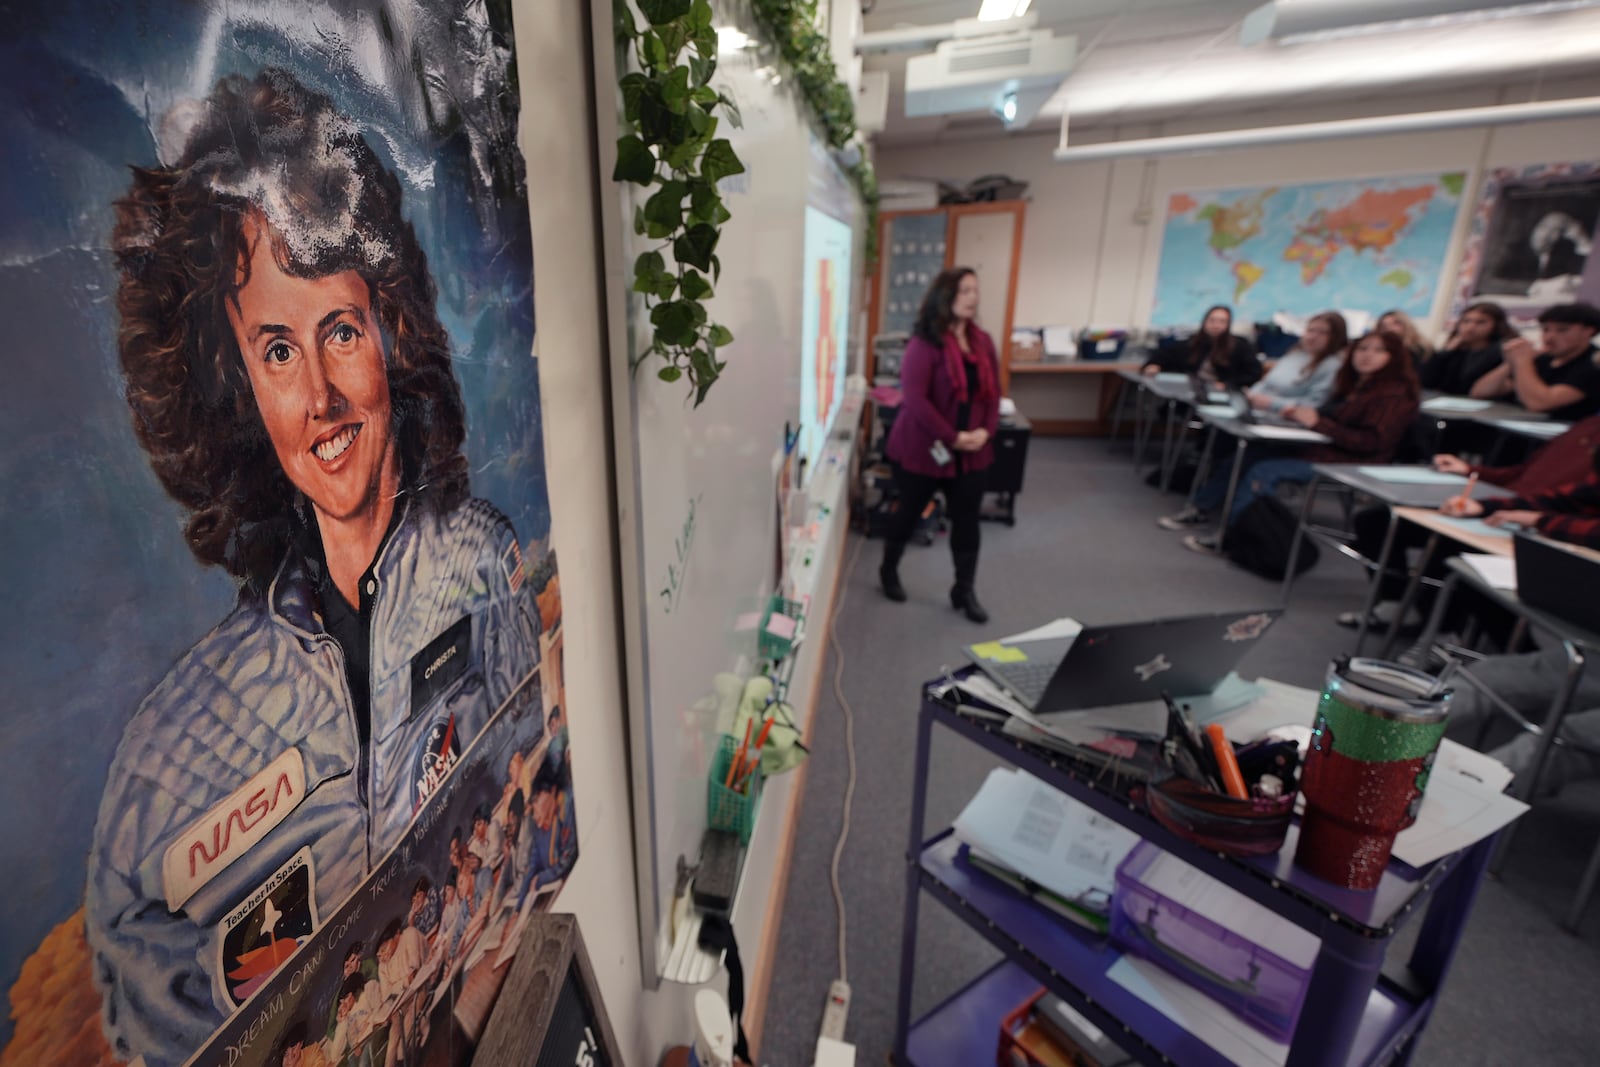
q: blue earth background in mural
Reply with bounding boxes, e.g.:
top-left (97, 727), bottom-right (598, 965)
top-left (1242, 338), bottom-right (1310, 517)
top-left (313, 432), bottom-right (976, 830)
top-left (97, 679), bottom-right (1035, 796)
top-left (1151, 173), bottom-right (1467, 328)
top-left (0, 2), bottom-right (569, 1064)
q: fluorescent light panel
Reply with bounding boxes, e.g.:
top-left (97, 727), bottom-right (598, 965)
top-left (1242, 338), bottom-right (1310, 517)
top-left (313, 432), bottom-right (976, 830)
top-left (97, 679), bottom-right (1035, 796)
top-left (978, 0), bottom-right (1033, 22)
top-left (1279, 0), bottom-right (1600, 43)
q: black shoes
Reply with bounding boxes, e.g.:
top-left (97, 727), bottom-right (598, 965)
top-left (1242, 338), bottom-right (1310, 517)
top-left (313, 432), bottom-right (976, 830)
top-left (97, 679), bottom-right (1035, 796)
top-left (950, 583), bottom-right (989, 624)
top-left (880, 562), bottom-right (907, 602)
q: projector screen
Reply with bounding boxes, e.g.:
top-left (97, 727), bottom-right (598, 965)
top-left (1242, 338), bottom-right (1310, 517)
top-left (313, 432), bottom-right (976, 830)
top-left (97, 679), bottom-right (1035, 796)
top-left (799, 204), bottom-right (854, 473)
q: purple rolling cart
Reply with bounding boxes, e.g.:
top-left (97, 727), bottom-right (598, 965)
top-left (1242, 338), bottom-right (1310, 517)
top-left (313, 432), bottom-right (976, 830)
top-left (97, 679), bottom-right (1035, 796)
top-left (893, 682), bottom-right (1498, 1067)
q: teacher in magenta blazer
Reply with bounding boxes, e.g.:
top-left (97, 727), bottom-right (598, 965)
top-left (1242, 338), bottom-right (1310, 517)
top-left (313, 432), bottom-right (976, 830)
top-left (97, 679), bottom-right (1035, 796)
top-left (881, 267), bottom-right (1001, 623)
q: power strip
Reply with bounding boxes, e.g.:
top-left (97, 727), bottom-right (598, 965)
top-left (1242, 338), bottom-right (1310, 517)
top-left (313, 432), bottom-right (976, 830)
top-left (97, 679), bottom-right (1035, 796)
top-left (819, 979), bottom-right (850, 1041)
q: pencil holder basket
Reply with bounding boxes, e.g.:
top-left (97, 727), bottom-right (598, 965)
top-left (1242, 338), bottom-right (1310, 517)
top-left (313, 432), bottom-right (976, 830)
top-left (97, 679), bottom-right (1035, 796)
top-left (708, 734), bottom-right (762, 844)
top-left (758, 596), bottom-right (805, 661)
top-left (1147, 737), bottom-right (1301, 856)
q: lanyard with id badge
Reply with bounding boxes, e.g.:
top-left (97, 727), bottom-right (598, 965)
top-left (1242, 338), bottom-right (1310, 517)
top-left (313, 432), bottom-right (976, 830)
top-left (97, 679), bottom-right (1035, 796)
top-left (930, 440), bottom-right (953, 467)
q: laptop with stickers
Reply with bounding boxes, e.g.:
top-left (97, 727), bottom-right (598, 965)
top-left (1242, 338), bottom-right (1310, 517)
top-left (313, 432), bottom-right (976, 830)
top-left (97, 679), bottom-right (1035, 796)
top-left (964, 609), bottom-right (1282, 712)
top-left (1513, 531), bottom-right (1600, 634)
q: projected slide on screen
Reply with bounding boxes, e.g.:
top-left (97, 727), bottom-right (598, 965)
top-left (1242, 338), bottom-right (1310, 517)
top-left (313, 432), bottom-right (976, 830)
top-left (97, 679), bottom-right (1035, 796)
top-left (799, 205), bottom-right (854, 471)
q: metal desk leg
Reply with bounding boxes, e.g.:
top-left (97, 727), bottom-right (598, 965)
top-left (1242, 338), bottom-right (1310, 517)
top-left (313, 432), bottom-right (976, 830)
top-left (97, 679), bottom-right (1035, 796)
top-left (1285, 923), bottom-right (1387, 1067)
top-left (1280, 472), bottom-right (1320, 604)
top-left (1380, 532), bottom-right (1442, 660)
top-left (1213, 437), bottom-right (1249, 554)
top-left (1108, 378), bottom-right (1132, 449)
top-left (1186, 426), bottom-right (1219, 511)
top-left (1493, 640), bottom-right (1585, 876)
top-left (893, 704), bottom-right (936, 1063)
top-left (1158, 400), bottom-right (1182, 491)
top-left (1569, 831), bottom-right (1600, 932)
top-left (1133, 388), bottom-right (1153, 469)
top-left (1354, 510), bottom-right (1404, 657)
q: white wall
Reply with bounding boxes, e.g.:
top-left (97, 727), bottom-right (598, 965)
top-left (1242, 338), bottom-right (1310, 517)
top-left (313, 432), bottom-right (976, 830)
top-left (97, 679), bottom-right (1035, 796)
top-left (513, 4), bottom-right (854, 1063)
top-left (877, 81), bottom-right (1600, 341)
top-left (511, 0), bottom-right (658, 1059)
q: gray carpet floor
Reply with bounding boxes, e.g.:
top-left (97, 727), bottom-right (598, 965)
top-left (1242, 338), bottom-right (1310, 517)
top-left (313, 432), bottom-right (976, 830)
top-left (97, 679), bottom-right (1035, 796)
top-left (759, 436), bottom-right (1600, 1067)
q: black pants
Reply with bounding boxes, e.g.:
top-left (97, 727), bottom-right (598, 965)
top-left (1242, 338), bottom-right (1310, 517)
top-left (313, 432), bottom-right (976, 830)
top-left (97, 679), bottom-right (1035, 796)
top-left (888, 465), bottom-right (986, 556)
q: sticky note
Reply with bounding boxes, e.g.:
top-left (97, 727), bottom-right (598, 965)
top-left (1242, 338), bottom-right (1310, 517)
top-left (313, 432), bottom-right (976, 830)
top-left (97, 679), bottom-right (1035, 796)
top-left (765, 613), bottom-right (798, 639)
top-left (972, 641), bottom-right (1005, 659)
top-left (992, 646), bottom-right (1029, 663)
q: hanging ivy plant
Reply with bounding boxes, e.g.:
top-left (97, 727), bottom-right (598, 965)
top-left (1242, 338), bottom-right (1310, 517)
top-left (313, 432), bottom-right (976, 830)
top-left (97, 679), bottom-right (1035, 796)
top-left (613, 0), bottom-right (746, 406)
top-left (748, 0), bottom-right (880, 264)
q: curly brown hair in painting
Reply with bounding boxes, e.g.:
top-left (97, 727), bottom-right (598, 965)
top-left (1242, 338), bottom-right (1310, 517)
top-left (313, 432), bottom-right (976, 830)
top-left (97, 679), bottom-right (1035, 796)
top-left (112, 67), bottom-right (469, 589)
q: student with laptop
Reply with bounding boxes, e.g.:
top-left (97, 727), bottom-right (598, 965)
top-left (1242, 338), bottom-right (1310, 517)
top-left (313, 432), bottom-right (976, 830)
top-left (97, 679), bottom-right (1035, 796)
top-left (1467, 302), bottom-right (1600, 421)
top-left (1244, 311), bottom-right (1348, 415)
top-left (1160, 331), bottom-right (1421, 554)
top-left (1141, 304), bottom-right (1263, 387)
top-left (1339, 412), bottom-right (1600, 629)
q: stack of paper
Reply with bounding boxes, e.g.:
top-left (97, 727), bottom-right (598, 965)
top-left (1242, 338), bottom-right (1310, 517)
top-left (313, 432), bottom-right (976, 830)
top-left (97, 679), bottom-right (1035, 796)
top-left (953, 768), bottom-right (1139, 931)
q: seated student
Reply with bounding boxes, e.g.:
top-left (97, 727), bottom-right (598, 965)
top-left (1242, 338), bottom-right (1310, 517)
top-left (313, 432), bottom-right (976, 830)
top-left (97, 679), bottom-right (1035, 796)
top-left (1440, 452), bottom-right (1600, 549)
top-left (1420, 301), bottom-right (1514, 395)
top-left (1339, 412), bottom-right (1600, 628)
top-left (1160, 331), bottom-right (1420, 551)
top-left (1468, 301), bottom-right (1600, 421)
top-left (1142, 304), bottom-right (1263, 388)
top-left (1246, 311), bottom-right (1347, 414)
top-left (1378, 309), bottom-right (1434, 368)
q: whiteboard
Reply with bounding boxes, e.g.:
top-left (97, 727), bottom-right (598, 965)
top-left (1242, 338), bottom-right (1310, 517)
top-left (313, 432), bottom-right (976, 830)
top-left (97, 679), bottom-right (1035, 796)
top-left (600, 11), bottom-right (833, 985)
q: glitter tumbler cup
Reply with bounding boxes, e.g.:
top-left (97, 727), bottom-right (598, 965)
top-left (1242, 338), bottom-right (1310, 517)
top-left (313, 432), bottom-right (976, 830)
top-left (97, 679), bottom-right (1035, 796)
top-left (1296, 657), bottom-right (1450, 890)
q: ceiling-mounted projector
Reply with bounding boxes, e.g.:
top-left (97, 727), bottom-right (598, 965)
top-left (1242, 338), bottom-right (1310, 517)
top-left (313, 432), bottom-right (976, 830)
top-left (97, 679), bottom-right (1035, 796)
top-left (905, 27), bottom-right (1076, 128)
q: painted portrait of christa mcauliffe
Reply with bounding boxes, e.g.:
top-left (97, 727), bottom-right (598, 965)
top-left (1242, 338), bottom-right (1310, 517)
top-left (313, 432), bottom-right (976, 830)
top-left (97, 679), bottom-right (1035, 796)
top-left (85, 67), bottom-right (545, 1067)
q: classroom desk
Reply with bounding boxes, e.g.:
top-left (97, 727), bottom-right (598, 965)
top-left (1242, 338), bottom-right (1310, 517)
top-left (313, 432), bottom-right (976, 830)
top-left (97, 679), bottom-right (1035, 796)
top-left (1471, 413), bottom-right (1571, 465)
top-left (894, 679), bottom-right (1498, 1067)
top-left (1378, 507), bottom-right (1515, 660)
top-left (1128, 373), bottom-right (1215, 491)
top-left (1185, 409), bottom-right (1330, 552)
top-left (1008, 361), bottom-right (1143, 436)
top-left (1413, 556), bottom-right (1600, 929)
top-left (1417, 395), bottom-right (1544, 455)
top-left (1281, 467), bottom-right (1509, 655)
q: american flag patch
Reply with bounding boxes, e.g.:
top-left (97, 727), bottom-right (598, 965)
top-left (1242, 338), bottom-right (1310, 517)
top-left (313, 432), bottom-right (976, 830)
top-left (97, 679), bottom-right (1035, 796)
top-left (501, 539), bottom-right (525, 593)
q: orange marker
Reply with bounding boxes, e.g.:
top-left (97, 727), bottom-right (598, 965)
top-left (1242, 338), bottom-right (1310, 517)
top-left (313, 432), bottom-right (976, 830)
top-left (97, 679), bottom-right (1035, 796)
top-left (727, 719), bottom-right (754, 789)
top-left (1205, 723), bottom-right (1249, 800)
top-left (1448, 472), bottom-right (1478, 514)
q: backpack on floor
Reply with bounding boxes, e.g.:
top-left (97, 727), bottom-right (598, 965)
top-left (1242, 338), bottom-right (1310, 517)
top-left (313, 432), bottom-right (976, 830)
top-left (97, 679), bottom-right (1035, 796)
top-left (1223, 496), bottom-right (1319, 580)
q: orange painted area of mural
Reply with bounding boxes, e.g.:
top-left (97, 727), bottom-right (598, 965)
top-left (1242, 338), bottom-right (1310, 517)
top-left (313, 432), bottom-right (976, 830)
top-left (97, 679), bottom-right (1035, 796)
top-left (1, 909), bottom-right (122, 1067)
top-left (1169, 192), bottom-right (1199, 216)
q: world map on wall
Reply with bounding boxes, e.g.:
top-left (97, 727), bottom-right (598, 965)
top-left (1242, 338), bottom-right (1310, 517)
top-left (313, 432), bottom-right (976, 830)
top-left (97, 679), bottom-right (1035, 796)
top-left (1151, 173), bottom-right (1466, 327)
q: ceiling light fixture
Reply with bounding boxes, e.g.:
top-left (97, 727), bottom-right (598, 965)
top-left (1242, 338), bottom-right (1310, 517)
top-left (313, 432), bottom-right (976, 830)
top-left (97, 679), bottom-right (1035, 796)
top-left (978, 0), bottom-right (1033, 22)
top-left (1053, 95), bottom-right (1600, 161)
top-left (1241, 0), bottom-right (1600, 46)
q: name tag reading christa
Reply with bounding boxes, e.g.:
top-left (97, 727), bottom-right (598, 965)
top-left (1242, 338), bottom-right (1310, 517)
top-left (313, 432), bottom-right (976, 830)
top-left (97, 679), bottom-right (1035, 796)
top-left (162, 748), bottom-right (306, 911)
top-left (411, 615), bottom-right (472, 717)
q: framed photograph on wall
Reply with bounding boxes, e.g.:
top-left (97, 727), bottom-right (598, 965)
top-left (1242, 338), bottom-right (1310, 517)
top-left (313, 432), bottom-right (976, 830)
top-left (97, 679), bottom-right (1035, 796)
top-left (1450, 161), bottom-right (1600, 324)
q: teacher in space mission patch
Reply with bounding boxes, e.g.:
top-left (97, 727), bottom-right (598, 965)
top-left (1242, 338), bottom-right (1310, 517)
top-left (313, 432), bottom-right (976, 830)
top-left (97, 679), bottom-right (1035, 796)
top-left (85, 68), bottom-right (545, 1067)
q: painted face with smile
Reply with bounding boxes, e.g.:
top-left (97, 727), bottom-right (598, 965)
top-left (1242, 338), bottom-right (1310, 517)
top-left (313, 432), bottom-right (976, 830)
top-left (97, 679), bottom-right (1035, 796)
top-left (228, 216), bottom-right (399, 534)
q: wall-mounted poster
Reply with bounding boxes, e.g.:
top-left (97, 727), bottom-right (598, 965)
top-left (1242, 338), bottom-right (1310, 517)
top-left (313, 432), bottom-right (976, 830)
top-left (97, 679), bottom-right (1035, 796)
top-left (1151, 173), bottom-right (1466, 328)
top-left (1450, 161), bottom-right (1600, 323)
top-left (0, 4), bottom-right (576, 1067)
top-left (799, 205), bottom-right (855, 471)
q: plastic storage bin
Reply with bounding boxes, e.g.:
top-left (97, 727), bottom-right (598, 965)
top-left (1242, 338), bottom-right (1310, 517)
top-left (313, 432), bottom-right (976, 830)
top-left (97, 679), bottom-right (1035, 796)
top-left (1110, 842), bottom-right (1315, 1042)
top-left (1077, 330), bottom-right (1129, 361)
top-left (759, 596), bottom-right (804, 661)
top-left (707, 734), bottom-right (761, 844)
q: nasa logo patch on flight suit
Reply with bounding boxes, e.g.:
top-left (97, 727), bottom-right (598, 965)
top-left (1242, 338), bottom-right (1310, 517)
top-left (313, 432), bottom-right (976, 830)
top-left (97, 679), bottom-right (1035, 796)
top-left (161, 748), bottom-right (307, 910)
top-left (217, 847), bottom-right (317, 1008)
top-left (413, 715), bottom-right (463, 812)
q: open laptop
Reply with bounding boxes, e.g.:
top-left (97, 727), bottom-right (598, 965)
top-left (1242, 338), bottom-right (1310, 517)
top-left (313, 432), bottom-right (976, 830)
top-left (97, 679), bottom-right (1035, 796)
top-left (1513, 532), bottom-right (1600, 634)
top-left (964, 609), bottom-right (1282, 713)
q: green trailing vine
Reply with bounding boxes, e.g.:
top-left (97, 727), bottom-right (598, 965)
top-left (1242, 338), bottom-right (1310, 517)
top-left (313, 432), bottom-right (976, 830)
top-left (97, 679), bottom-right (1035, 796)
top-left (749, 0), bottom-right (881, 263)
top-left (613, 0), bottom-right (747, 406)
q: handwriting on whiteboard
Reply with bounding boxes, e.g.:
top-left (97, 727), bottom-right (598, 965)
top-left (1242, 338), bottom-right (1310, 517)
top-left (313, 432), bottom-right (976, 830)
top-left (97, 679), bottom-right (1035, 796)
top-left (659, 494), bottom-right (701, 614)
